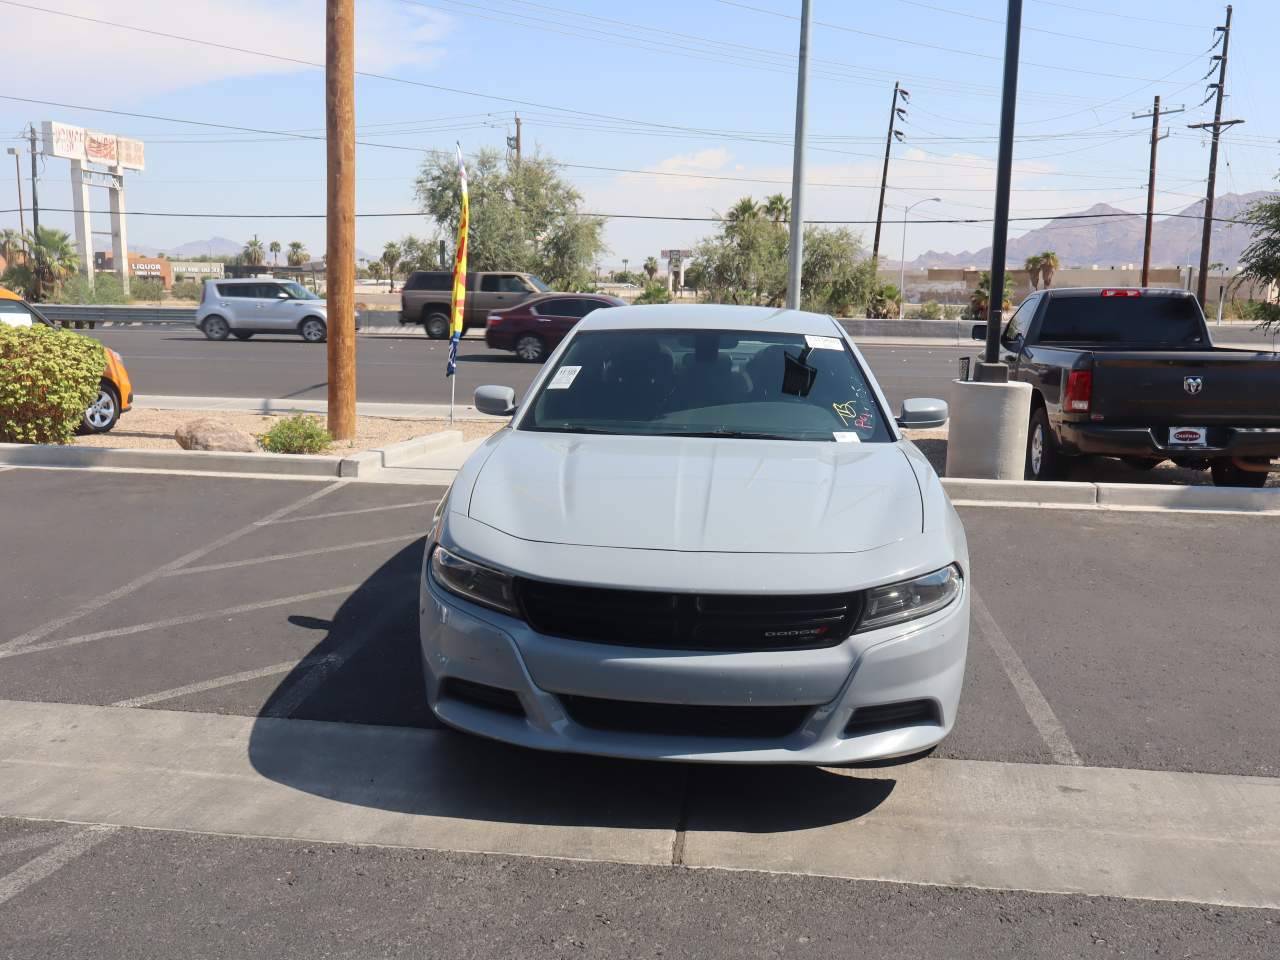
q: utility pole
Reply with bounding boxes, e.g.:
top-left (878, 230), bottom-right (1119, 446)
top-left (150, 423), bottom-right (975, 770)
top-left (6, 147), bottom-right (24, 239)
top-left (27, 125), bottom-right (39, 240)
top-left (871, 82), bottom-right (908, 264)
top-left (1189, 5), bottom-right (1242, 308)
top-left (514, 113), bottom-right (522, 164)
top-left (981, 0), bottom-right (1023, 368)
top-left (784, 0), bottom-right (812, 310)
top-left (326, 0), bottom-right (356, 441)
top-left (1133, 96), bottom-right (1184, 287)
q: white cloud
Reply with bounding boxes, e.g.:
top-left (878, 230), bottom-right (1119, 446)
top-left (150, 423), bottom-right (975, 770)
top-left (4, 0), bottom-right (453, 100)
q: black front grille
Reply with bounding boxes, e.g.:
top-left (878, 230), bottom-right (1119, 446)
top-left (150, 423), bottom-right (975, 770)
top-left (559, 694), bottom-right (811, 739)
top-left (442, 678), bottom-right (525, 716)
top-left (516, 579), bottom-right (862, 651)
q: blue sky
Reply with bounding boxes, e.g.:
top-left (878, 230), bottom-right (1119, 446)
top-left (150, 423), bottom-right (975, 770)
top-left (2, 0), bottom-right (1277, 268)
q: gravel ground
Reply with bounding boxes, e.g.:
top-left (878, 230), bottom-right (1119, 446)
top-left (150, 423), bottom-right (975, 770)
top-left (76, 409), bottom-right (504, 453)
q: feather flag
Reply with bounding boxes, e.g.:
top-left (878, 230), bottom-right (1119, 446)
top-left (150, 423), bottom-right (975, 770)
top-left (446, 144), bottom-right (469, 378)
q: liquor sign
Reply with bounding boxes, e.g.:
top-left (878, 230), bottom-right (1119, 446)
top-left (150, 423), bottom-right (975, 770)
top-left (43, 121), bottom-right (86, 161)
top-left (41, 121), bottom-right (145, 170)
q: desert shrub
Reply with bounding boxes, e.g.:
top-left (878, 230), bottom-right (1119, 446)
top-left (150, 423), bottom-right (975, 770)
top-left (130, 278), bottom-right (164, 302)
top-left (170, 280), bottom-right (203, 301)
top-left (0, 324), bottom-right (105, 443)
top-left (258, 414), bottom-right (332, 454)
top-left (632, 280), bottom-right (672, 305)
top-left (49, 273), bottom-right (128, 305)
top-left (919, 299), bottom-right (943, 320)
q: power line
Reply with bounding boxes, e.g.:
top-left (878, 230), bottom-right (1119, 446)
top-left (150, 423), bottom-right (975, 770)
top-left (1028, 0), bottom-right (1206, 29)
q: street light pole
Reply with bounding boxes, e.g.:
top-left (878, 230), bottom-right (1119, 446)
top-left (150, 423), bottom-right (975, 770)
top-left (899, 197), bottom-right (940, 319)
top-left (785, 0), bottom-right (812, 311)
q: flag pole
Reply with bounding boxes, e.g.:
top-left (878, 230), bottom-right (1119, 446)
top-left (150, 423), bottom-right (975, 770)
top-left (445, 142), bottom-right (469, 424)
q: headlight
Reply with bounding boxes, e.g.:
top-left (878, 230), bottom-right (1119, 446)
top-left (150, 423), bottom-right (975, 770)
top-left (429, 545), bottom-right (519, 616)
top-left (857, 565), bottom-right (962, 632)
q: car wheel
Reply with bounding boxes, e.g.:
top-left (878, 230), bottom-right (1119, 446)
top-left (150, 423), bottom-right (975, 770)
top-left (231, 330), bottom-right (253, 341)
top-left (424, 310), bottom-right (450, 340)
top-left (81, 381), bottom-right (120, 434)
top-left (515, 333), bottom-right (546, 363)
top-left (300, 318), bottom-right (327, 343)
top-left (1025, 406), bottom-right (1065, 480)
top-left (1210, 460), bottom-right (1270, 488)
top-left (202, 315), bottom-right (230, 341)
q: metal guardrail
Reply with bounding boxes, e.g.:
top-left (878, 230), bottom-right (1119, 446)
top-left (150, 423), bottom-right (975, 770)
top-left (38, 304), bottom-right (197, 326)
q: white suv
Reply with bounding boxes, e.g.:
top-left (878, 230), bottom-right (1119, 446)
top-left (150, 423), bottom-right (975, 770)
top-left (196, 279), bottom-right (328, 343)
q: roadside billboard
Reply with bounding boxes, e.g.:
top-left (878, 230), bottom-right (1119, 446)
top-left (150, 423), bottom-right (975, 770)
top-left (41, 121), bottom-right (145, 171)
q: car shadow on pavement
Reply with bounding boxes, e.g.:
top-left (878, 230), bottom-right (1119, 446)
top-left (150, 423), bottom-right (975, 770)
top-left (248, 540), bottom-right (896, 834)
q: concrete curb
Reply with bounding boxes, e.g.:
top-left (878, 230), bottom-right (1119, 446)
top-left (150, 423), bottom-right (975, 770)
top-left (133, 395), bottom-right (501, 422)
top-left (942, 477), bottom-right (1280, 513)
top-left (373, 431), bottom-right (464, 468)
top-left (0, 442), bottom-right (347, 478)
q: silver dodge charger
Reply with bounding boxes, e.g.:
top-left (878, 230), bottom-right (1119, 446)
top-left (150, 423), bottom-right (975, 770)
top-left (419, 304), bottom-right (970, 764)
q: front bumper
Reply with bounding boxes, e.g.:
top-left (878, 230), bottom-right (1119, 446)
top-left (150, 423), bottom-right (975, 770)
top-left (1058, 422), bottom-right (1280, 459)
top-left (419, 570), bottom-right (970, 765)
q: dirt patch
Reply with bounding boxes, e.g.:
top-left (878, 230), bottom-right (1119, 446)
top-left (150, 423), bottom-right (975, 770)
top-left (76, 409), bottom-right (504, 453)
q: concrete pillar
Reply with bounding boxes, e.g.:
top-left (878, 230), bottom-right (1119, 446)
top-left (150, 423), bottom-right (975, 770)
top-left (69, 160), bottom-right (94, 289)
top-left (108, 167), bottom-right (129, 296)
top-left (945, 379), bottom-right (1033, 480)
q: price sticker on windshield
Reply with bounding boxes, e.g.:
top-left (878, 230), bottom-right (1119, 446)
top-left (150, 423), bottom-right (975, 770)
top-left (805, 335), bottom-right (844, 351)
top-left (547, 365), bottom-right (582, 390)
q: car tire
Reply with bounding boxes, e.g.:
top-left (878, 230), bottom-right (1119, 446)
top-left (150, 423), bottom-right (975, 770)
top-left (81, 380), bottom-right (120, 434)
top-left (231, 331), bottom-right (253, 341)
top-left (1025, 406), bottom-right (1066, 480)
top-left (424, 310), bottom-right (450, 340)
top-left (515, 333), bottom-right (547, 363)
top-left (1210, 460), bottom-right (1270, 488)
top-left (299, 318), bottom-right (327, 343)
top-left (201, 315), bottom-right (230, 341)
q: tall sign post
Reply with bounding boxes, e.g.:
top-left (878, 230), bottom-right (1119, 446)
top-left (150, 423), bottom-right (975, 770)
top-left (326, 0), bottom-right (357, 441)
top-left (784, 0), bottom-right (812, 310)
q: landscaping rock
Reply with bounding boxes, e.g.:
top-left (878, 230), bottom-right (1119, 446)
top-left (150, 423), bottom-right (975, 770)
top-left (174, 417), bottom-right (259, 453)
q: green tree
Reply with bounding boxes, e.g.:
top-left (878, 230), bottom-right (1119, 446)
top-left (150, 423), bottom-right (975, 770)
top-left (367, 261), bottom-right (384, 284)
top-left (762, 193), bottom-right (791, 223)
top-left (269, 240), bottom-right (282, 265)
top-left (381, 241), bottom-right (402, 292)
top-left (415, 148), bottom-right (606, 289)
top-left (243, 236), bottom-right (265, 267)
top-left (1236, 188), bottom-right (1280, 331)
top-left (1038, 250), bottom-right (1060, 288)
top-left (633, 280), bottom-right (672, 304)
top-left (642, 256), bottom-right (659, 281)
top-left (970, 270), bottom-right (1015, 320)
top-left (286, 241), bottom-right (308, 267)
top-left (0, 228), bottom-right (24, 267)
top-left (8, 227), bottom-right (81, 301)
top-left (1023, 253), bottom-right (1043, 290)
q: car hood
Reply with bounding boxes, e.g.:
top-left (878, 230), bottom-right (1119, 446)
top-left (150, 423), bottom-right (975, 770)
top-left (466, 431), bottom-right (923, 554)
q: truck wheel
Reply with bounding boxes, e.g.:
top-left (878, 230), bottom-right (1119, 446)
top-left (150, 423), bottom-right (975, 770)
top-left (1025, 406), bottom-right (1065, 481)
top-left (1210, 460), bottom-right (1270, 488)
top-left (424, 310), bottom-right (450, 340)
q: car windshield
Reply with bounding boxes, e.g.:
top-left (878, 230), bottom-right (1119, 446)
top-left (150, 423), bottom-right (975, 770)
top-left (527, 275), bottom-right (551, 293)
top-left (282, 282), bottom-right (319, 300)
top-left (520, 328), bottom-right (891, 442)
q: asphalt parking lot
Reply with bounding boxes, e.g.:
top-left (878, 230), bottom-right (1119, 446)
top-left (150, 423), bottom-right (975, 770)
top-left (1, 467), bottom-right (1278, 957)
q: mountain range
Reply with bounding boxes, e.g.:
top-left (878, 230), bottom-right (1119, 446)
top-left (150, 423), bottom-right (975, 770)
top-left (93, 236), bottom-right (372, 262)
top-left (907, 192), bottom-right (1268, 270)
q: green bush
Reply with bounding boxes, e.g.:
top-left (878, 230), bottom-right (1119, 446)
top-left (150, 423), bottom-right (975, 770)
top-left (0, 324), bottom-right (105, 444)
top-left (633, 280), bottom-right (672, 305)
top-left (1232, 298), bottom-right (1280, 329)
top-left (131, 278), bottom-right (164, 302)
top-left (49, 273), bottom-right (128, 305)
top-left (258, 414), bottom-right (332, 454)
top-left (170, 280), bottom-right (203, 301)
top-left (919, 300), bottom-right (943, 320)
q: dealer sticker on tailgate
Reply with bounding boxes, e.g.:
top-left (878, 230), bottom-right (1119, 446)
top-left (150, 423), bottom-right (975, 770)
top-left (1168, 426), bottom-right (1208, 446)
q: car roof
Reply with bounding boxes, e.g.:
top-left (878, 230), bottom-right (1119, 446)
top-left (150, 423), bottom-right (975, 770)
top-left (1038, 287), bottom-right (1197, 298)
top-left (216, 277), bottom-right (279, 284)
top-left (0, 286), bottom-right (23, 302)
top-left (577, 303), bottom-right (841, 335)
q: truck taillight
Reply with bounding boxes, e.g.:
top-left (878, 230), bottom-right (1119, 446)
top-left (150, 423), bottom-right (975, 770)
top-left (1064, 370), bottom-right (1092, 412)
top-left (1100, 289), bottom-right (1142, 297)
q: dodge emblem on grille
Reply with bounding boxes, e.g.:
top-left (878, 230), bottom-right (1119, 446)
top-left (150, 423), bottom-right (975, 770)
top-left (1183, 376), bottom-right (1203, 395)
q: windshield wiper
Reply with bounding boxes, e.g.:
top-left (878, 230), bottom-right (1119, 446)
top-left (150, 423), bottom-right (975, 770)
top-left (528, 425), bottom-right (621, 435)
top-left (660, 429), bottom-right (806, 441)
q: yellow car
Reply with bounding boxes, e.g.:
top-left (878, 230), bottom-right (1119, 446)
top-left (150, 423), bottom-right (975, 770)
top-left (0, 286), bottom-right (134, 433)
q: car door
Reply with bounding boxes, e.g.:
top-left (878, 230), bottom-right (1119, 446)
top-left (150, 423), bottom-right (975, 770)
top-left (1000, 295), bottom-right (1038, 368)
top-left (254, 282), bottom-right (295, 330)
top-left (531, 297), bottom-right (588, 345)
top-left (475, 274), bottom-right (531, 326)
top-left (212, 282), bottom-right (259, 329)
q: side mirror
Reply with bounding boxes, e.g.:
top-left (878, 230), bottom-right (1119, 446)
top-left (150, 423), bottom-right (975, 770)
top-left (897, 397), bottom-right (949, 430)
top-left (474, 384), bottom-right (517, 417)
top-left (970, 322), bottom-right (987, 342)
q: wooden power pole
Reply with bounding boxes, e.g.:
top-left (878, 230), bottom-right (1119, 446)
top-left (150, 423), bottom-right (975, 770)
top-left (871, 82), bottom-right (907, 264)
top-left (1133, 96), bottom-right (1184, 287)
top-left (326, 0), bottom-right (356, 440)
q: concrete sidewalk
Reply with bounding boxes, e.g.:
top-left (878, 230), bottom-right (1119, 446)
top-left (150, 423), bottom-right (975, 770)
top-left (135, 395), bottom-right (504, 422)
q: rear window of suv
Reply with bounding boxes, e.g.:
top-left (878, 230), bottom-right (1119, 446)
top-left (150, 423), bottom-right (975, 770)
top-left (1037, 295), bottom-right (1206, 347)
top-left (404, 272), bottom-right (451, 292)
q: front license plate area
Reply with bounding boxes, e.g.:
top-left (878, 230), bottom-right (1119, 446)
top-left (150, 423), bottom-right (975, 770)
top-left (1168, 426), bottom-right (1208, 446)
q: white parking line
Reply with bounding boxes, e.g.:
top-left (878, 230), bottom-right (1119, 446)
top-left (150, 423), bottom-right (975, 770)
top-left (0, 480), bottom-right (347, 655)
top-left (111, 656), bottom-right (338, 708)
top-left (164, 535), bottom-right (420, 576)
top-left (0, 826), bottom-right (84, 859)
top-left (0, 825), bottom-right (119, 907)
top-left (971, 589), bottom-right (1082, 766)
top-left (256, 499), bottom-right (438, 525)
top-left (0, 585), bottom-right (362, 661)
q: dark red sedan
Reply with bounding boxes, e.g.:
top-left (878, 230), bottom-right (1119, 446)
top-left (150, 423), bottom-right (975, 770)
top-left (484, 293), bottom-right (626, 362)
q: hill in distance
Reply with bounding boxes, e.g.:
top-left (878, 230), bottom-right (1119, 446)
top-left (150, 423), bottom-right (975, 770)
top-left (909, 191), bottom-right (1268, 269)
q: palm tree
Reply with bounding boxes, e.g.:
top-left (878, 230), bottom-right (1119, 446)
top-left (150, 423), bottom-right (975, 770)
top-left (1039, 250), bottom-right (1060, 288)
top-left (642, 256), bottom-right (659, 281)
top-left (726, 196), bottom-right (761, 223)
top-left (970, 270), bottom-right (1015, 320)
top-left (0, 228), bottom-right (24, 267)
top-left (368, 261), bottom-right (384, 284)
top-left (269, 240), bottom-right (282, 266)
top-left (763, 193), bottom-right (790, 223)
top-left (243, 236), bottom-right (266, 267)
top-left (1023, 254), bottom-right (1043, 290)
top-left (381, 241), bottom-right (402, 292)
top-left (28, 226), bottom-right (80, 300)
top-left (286, 241), bottom-right (308, 267)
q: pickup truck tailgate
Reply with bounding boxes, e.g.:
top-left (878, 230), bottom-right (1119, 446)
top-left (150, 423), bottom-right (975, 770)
top-left (1089, 352), bottom-right (1280, 426)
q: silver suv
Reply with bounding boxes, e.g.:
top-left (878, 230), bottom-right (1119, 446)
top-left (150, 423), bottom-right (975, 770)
top-left (196, 279), bottom-right (328, 342)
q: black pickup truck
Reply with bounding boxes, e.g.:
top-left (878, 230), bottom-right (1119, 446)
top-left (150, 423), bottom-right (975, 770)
top-left (971, 288), bottom-right (1280, 487)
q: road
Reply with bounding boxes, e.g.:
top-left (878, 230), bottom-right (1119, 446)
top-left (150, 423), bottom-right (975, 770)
top-left (88, 327), bottom-right (972, 411)
top-left (0, 467), bottom-right (1276, 956)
